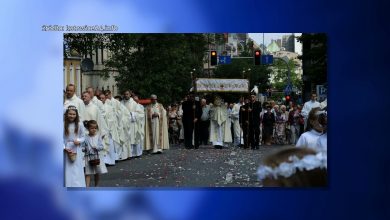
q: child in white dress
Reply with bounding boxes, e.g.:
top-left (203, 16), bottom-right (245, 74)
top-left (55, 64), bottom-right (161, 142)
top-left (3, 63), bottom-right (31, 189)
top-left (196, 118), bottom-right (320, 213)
top-left (84, 120), bottom-right (107, 187)
top-left (296, 107), bottom-right (327, 152)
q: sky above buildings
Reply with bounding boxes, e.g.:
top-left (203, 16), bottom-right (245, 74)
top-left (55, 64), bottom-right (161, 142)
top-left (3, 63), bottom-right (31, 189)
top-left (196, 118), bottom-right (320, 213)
top-left (248, 33), bottom-right (302, 55)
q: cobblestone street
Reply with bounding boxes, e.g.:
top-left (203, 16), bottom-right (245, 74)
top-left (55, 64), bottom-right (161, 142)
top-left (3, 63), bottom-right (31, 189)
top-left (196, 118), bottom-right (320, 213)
top-left (100, 144), bottom-right (292, 187)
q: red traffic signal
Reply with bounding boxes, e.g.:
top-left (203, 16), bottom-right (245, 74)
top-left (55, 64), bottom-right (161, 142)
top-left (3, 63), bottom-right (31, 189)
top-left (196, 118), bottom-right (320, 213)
top-left (285, 95), bottom-right (290, 101)
top-left (210, 50), bottom-right (217, 66)
top-left (254, 50), bottom-right (261, 65)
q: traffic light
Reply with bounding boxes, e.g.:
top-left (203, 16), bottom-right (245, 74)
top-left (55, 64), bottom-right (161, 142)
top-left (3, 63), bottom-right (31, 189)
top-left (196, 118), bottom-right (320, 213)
top-left (210, 50), bottom-right (217, 66)
top-left (254, 50), bottom-right (261, 65)
top-left (285, 95), bottom-right (291, 102)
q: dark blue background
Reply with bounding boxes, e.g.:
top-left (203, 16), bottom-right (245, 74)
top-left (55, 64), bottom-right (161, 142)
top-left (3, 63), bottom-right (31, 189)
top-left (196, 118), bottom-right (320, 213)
top-left (0, 0), bottom-right (389, 219)
top-left (197, 1), bottom-right (390, 219)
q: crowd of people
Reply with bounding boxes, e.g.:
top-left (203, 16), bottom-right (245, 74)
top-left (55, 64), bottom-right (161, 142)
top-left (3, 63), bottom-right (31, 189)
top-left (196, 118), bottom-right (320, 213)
top-left (165, 92), bottom-right (327, 150)
top-left (256, 93), bottom-right (328, 187)
top-left (63, 84), bottom-right (169, 187)
top-left (63, 82), bottom-right (327, 187)
top-left (257, 103), bottom-right (328, 187)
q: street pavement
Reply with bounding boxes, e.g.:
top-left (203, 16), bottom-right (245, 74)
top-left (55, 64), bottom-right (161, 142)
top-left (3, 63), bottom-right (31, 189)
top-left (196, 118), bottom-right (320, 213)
top-left (99, 143), bottom-right (293, 187)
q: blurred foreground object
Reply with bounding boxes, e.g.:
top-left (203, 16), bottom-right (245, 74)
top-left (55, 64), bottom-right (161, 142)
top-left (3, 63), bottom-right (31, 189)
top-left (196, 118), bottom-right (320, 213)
top-left (257, 147), bottom-right (327, 187)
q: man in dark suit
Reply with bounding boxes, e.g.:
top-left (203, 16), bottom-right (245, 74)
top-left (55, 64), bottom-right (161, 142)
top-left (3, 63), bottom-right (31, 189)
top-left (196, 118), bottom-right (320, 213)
top-left (239, 96), bottom-right (250, 148)
top-left (181, 93), bottom-right (202, 149)
top-left (241, 92), bottom-right (262, 149)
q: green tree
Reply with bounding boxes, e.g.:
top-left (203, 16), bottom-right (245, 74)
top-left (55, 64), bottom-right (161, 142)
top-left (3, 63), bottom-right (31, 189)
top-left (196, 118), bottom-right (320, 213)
top-left (212, 55), bottom-right (271, 102)
top-left (271, 59), bottom-right (302, 91)
top-left (239, 39), bottom-right (256, 57)
top-left (104, 34), bottom-right (208, 105)
top-left (296, 33), bottom-right (327, 85)
top-left (63, 33), bottom-right (107, 58)
top-left (214, 33), bottom-right (226, 45)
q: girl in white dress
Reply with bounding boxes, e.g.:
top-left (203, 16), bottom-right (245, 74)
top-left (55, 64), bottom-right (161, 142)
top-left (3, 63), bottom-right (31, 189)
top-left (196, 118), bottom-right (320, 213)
top-left (84, 120), bottom-right (108, 187)
top-left (296, 107), bottom-right (327, 152)
top-left (64, 105), bottom-right (86, 187)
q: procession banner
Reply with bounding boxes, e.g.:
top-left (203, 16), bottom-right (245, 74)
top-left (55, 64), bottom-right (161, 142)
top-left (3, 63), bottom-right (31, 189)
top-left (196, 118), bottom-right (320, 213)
top-left (195, 78), bottom-right (249, 92)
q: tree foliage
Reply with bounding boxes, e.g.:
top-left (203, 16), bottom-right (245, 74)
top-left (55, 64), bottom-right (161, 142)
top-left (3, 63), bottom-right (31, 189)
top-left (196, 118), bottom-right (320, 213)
top-left (271, 59), bottom-right (302, 91)
top-left (212, 55), bottom-right (271, 102)
top-left (104, 34), bottom-right (208, 105)
top-left (239, 38), bottom-right (256, 57)
top-left (63, 33), bottom-right (273, 104)
top-left (296, 33), bottom-right (327, 85)
top-left (63, 33), bottom-right (107, 58)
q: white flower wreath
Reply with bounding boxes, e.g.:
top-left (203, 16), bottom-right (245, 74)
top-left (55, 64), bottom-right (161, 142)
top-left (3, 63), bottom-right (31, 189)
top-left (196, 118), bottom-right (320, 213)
top-left (257, 151), bottom-right (327, 181)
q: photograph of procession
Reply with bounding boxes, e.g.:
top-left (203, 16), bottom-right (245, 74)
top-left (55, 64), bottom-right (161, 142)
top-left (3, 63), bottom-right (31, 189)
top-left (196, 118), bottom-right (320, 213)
top-left (63, 33), bottom-right (327, 187)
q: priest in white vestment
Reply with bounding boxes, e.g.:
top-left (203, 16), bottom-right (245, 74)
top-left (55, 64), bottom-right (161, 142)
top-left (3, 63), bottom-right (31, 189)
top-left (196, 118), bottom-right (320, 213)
top-left (64, 84), bottom-right (85, 121)
top-left (144, 94), bottom-right (169, 153)
top-left (118, 90), bottom-right (135, 160)
top-left (99, 94), bottom-right (120, 165)
top-left (87, 87), bottom-right (106, 117)
top-left (81, 92), bottom-right (108, 137)
top-left (209, 96), bottom-right (232, 148)
top-left (116, 103), bottom-right (131, 160)
top-left (105, 90), bottom-right (122, 124)
top-left (104, 90), bottom-right (125, 161)
top-left (128, 95), bottom-right (145, 157)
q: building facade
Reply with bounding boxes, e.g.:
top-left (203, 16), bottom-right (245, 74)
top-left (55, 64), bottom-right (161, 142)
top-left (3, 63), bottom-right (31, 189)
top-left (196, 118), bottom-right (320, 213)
top-left (64, 57), bottom-right (82, 96)
top-left (63, 46), bottom-right (120, 97)
top-left (282, 34), bottom-right (295, 52)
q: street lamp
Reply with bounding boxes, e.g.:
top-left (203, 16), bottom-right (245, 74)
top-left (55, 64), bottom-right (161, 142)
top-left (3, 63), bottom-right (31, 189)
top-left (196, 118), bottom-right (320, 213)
top-left (190, 68), bottom-right (197, 79)
top-left (190, 68), bottom-right (199, 92)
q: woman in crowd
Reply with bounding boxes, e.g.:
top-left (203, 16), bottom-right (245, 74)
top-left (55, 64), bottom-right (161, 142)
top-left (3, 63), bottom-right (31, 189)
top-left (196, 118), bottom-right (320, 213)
top-left (168, 104), bottom-right (180, 144)
top-left (288, 104), bottom-right (303, 145)
top-left (297, 105), bottom-right (305, 136)
top-left (274, 105), bottom-right (288, 145)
